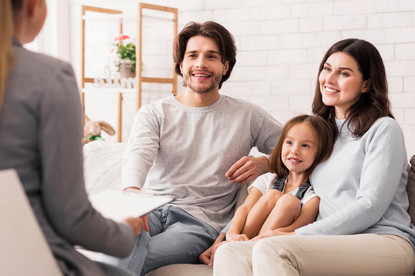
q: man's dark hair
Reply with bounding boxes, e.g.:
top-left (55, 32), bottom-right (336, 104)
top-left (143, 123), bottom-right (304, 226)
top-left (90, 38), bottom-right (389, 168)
top-left (173, 21), bottom-right (237, 89)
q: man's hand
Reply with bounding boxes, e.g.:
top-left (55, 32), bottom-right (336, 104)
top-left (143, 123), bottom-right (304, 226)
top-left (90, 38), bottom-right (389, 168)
top-left (122, 187), bottom-right (150, 235)
top-left (121, 187), bottom-right (149, 235)
top-left (225, 156), bottom-right (269, 184)
top-left (123, 215), bottom-right (149, 236)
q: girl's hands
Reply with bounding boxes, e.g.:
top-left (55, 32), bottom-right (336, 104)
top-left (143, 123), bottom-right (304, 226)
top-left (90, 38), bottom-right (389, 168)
top-left (200, 240), bottom-right (229, 266)
top-left (207, 241), bottom-right (231, 266)
top-left (251, 229), bottom-right (295, 241)
top-left (203, 233), bottom-right (249, 266)
top-left (199, 245), bottom-right (214, 266)
top-left (200, 234), bottom-right (250, 266)
top-left (200, 233), bottom-right (225, 266)
top-left (227, 233), bottom-right (250, 242)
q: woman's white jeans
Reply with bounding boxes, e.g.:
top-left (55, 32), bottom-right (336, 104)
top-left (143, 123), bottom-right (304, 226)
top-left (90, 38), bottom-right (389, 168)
top-left (213, 234), bottom-right (415, 276)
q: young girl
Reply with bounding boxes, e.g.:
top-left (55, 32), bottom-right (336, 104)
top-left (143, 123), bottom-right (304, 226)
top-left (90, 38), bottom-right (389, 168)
top-left (201, 115), bottom-right (333, 264)
top-left (225, 114), bottom-right (334, 242)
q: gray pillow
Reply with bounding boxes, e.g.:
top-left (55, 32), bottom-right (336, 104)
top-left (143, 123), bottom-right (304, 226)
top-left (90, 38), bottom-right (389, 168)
top-left (406, 155), bottom-right (415, 226)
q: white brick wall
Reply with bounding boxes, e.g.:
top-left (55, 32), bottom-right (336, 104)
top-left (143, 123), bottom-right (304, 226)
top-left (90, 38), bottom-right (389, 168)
top-left (70, 0), bottom-right (415, 158)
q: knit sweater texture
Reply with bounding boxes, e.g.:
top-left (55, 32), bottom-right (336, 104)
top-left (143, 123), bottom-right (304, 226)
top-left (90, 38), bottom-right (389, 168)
top-left (298, 117), bottom-right (415, 250)
top-left (122, 95), bottom-right (282, 231)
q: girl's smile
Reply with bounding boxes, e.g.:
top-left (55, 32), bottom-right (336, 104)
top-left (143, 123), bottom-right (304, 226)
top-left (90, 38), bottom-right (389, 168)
top-left (281, 122), bottom-right (318, 178)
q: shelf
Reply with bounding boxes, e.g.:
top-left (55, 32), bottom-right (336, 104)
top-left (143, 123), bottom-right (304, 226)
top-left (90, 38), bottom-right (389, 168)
top-left (81, 3), bottom-right (178, 142)
top-left (82, 88), bottom-right (136, 94)
top-left (82, 14), bottom-right (173, 21)
top-left (82, 14), bottom-right (136, 21)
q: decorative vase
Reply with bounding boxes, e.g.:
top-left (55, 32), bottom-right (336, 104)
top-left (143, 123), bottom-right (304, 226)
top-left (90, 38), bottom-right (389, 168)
top-left (118, 61), bottom-right (135, 79)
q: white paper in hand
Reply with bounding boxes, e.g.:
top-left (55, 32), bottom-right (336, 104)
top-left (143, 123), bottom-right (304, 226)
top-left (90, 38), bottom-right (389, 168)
top-left (90, 189), bottom-right (173, 221)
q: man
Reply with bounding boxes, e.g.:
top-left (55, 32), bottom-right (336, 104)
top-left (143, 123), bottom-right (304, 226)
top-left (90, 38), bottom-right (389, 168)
top-left (112, 21), bottom-right (282, 275)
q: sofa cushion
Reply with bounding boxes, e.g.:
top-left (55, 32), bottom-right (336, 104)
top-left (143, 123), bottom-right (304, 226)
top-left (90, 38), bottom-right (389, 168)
top-left (407, 155), bottom-right (415, 226)
top-left (147, 264), bottom-right (212, 276)
top-left (83, 141), bottom-right (126, 196)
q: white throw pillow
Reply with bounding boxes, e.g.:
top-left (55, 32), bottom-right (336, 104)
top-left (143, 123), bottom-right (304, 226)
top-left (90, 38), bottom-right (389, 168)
top-left (83, 141), bottom-right (126, 195)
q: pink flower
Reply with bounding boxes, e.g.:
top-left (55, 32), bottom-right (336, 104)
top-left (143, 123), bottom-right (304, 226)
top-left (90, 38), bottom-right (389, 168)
top-left (114, 34), bottom-right (130, 41)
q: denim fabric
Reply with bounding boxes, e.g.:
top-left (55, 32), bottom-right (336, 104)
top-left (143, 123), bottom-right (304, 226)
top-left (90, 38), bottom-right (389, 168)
top-left (272, 176), bottom-right (311, 200)
top-left (99, 231), bottom-right (150, 276)
top-left (101, 205), bottom-right (218, 276)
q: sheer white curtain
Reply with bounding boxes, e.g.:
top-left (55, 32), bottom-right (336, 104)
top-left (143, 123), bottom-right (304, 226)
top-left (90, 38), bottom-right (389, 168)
top-left (25, 0), bottom-right (71, 62)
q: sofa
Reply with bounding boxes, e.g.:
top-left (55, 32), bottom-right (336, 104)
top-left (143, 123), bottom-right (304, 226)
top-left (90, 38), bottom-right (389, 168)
top-left (82, 141), bottom-right (415, 276)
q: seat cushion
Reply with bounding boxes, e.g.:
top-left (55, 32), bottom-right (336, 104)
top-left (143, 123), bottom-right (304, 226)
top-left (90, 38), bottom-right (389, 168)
top-left (147, 264), bottom-right (212, 276)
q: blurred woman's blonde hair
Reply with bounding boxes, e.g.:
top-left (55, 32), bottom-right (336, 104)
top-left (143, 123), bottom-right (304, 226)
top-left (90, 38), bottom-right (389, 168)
top-left (0, 0), bottom-right (15, 112)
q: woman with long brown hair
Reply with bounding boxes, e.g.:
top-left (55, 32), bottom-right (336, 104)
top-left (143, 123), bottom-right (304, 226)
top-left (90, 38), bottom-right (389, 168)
top-left (214, 38), bottom-right (415, 276)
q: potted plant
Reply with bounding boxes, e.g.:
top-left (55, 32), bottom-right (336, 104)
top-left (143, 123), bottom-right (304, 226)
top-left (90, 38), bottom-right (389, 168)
top-left (112, 34), bottom-right (136, 78)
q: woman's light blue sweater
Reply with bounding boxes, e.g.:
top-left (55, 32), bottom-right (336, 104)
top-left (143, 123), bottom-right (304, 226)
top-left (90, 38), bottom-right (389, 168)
top-left (297, 117), bottom-right (415, 250)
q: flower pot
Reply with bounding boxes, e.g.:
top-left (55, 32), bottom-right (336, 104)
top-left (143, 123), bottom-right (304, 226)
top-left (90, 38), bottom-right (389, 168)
top-left (118, 61), bottom-right (135, 79)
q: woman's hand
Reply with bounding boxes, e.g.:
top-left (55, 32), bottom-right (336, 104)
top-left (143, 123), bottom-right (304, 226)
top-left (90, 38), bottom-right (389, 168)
top-left (251, 229), bottom-right (295, 241)
top-left (123, 215), bottom-right (149, 236)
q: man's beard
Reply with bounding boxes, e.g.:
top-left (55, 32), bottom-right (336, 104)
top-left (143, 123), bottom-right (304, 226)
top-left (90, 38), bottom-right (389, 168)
top-left (182, 70), bottom-right (223, 93)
